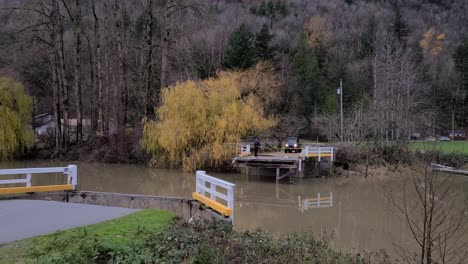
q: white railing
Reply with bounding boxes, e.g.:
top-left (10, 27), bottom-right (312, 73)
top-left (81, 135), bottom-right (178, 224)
top-left (195, 170), bottom-right (236, 222)
top-left (0, 165), bottom-right (78, 190)
top-left (239, 144), bottom-right (251, 156)
top-left (302, 146), bottom-right (334, 161)
top-left (300, 192), bottom-right (333, 211)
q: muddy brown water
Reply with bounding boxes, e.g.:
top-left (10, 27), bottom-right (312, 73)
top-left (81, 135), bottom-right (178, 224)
top-left (1, 160), bottom-right (467, 255)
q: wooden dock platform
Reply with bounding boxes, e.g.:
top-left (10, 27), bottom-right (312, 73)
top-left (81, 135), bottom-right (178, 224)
top-left (232, 154), bottom-right (302, 182)
top-left (232, 146), bottom-right (335, 182)
top-left (232, 154), bottom-right (300, 169)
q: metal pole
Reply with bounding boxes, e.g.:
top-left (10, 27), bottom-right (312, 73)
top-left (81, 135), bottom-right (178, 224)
top-left (340, 79), bottom-right (343, 142)
top-left (452, 109), bottom-right (455, 140)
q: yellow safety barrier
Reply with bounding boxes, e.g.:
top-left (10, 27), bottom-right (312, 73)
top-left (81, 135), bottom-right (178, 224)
top-left (0, 184), bottom-right (73, 195)
top-left (192, 192), bottom-right (232, 217)
top-left (308, 153), bottom-right (333, 158)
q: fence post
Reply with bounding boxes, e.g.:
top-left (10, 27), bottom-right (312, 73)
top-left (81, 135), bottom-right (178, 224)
top-left (26, 173), bottom-right (32, 187)
top-left (68, 165), bottom-right (78, 190)
top-left (196, 170), bottom-right (206, 195)
top-left (227, 187), bottom-right (234, 223)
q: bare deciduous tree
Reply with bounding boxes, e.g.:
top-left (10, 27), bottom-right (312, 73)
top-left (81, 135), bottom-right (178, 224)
top-left (388, 165), bottom-right (468, 264)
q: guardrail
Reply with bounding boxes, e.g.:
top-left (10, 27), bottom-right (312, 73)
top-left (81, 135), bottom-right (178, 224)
top-left (301, 146), bottom-right (334, 161)
top-left (0, 165), bottom-right (77, 195)
top-left (239, 144), bottom-right (251, 157)
top-left (300, 192), bottom-right (333, 211)
top-left (192, 170), bottom-right (236, 222)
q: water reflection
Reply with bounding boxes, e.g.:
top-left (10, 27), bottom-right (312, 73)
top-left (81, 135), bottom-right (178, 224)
top-left (1, 160), bottom-right (467, 254)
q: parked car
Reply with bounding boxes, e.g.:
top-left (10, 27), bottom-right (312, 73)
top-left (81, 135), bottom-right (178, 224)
top-left (284, 137), bottom-right (302, 153)
top-left (438, 136), bottom-right (451, 141)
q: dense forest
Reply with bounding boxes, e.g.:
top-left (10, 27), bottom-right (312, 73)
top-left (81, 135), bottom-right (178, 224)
top-left (0, 0), bottom-right (467, 152)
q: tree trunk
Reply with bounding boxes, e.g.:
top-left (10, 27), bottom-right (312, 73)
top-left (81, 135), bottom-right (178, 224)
top-left (54, 0), bottom-right (70, 147)
top-left (160, 2), bottom-right (169, 90)
top-left (93, 2), bottom-right (104, 135)
top-left (51, 54), bottom-right (62, 150)
top-left (73, 0), bottom-right (83, 143)
top-left (145, 0), bottom-right (154, 117)
top-left (113, 1), bottom-right (122, 133)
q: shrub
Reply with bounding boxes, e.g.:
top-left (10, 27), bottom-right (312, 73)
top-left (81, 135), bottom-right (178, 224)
top-left (24, 219), bottom-right (389, 264)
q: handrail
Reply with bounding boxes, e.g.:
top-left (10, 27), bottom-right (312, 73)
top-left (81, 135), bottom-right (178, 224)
top-left (194, 170), bottom-right (235, 222)
top-left (0, 165), bottom-right (78, 193)
top-left (239, 144), bottom-right (251, 157)
top-left (301, 146), bottom-right (334, 161)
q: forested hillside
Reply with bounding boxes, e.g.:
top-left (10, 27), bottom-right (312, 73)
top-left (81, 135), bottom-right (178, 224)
top-left (0, 0), bottom-right (467, 149)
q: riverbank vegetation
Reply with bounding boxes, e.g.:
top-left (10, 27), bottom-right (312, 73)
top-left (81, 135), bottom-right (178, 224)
top-left (142, 67), bottom-right (276, 171)
top-left (0, 210), bottom-right (388, 264)
top-left (0, 77), bottom-right (33, 159)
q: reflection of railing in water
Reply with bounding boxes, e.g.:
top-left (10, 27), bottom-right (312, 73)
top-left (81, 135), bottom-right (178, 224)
top-left (238, 190), bottom-right (334, 212)
top-left (299, 192), bottom-right (333, 212)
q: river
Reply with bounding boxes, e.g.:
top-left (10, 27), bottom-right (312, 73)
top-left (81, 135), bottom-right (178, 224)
top-left (1, 160), bottom-right (468, 255)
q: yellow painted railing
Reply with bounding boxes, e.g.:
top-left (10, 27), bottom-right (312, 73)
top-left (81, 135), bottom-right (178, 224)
top-left (194, 170), bottom-right (235, 221)
top-left (0, 165), bottom-right (77, 195)
top-left (192, 192), bottom-right (232, 216)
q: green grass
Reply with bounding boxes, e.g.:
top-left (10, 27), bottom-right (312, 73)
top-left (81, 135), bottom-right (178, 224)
top-left (409, 141), bottom-right (468, 155)
top-left (0, 209), bottom-right (175, 263)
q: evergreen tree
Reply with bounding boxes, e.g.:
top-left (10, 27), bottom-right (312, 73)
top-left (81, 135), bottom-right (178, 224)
top-left (454, 39), bottom-right (468, 92)
top-left (223, 24), bottom-right (255, 70)
top-left (275, 1), bottom-right (288, 16)
top-left (291, 34), bottom-right (323, 117)
top-left (390, 8), bottom-right (410, 43)
top-left (358, 17), bottom-right (376, 58)
top-left (254, 24), bottom-right (276, 62)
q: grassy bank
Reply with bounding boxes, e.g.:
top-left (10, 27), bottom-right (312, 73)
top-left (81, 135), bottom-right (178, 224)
top-left (0, 210), bottom-right (387, 264)
top-left (409, 141), bottom-right (468, 155)
top-left (0, 210), bottom-right (175, 263)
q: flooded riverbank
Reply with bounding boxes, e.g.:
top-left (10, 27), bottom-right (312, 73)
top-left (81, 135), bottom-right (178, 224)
top-left (1, 160), bottom-right (467, 255)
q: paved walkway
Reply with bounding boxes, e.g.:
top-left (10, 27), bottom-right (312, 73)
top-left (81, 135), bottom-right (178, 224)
top-left (0, 200), bottom-right (139, 243)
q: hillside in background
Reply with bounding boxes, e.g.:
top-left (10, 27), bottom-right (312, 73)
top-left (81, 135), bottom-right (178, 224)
top-left (0, 0), bottom-right (467, 147)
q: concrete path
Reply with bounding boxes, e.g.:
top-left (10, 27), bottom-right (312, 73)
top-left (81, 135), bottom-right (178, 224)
top-left (0, 200), bottom-right (139, 243)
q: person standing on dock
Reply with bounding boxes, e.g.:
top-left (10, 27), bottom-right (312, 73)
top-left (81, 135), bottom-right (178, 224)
top-left (254, 138), bottom-right (260, 157)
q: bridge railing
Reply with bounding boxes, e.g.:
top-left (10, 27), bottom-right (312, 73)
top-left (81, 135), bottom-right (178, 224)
top-left (0, 165), bottom-right (78, 195)
top-left (193, 170), bottom-right (236, 222)
top-left (301, 146), bottom-right (334, 161)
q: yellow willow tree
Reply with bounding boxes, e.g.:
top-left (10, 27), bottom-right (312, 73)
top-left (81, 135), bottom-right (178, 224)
top-left (142, 71), bottom-right (276, 171)
top-left (0, 78), bottom-right (33, 159)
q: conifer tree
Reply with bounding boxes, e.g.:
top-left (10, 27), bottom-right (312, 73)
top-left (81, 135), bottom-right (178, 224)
top-left (223, 24), bottom-right (255, 70)
top-left (291, 34), bottom-right (323, 117)
top-left (254, 24), bottom-right (276, 62)
top-left (454, 39), bottom-right (468, 92)
top-left (390, 8), bottom-right (410, 44)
